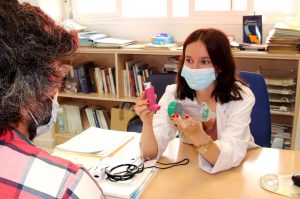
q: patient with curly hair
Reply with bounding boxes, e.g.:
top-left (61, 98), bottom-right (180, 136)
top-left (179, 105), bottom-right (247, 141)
top-left (0, 1), bottom-right (104, 198)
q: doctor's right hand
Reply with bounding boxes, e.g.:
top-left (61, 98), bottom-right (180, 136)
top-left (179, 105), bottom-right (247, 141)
top-left (134, 91), bottom-right (154, 123)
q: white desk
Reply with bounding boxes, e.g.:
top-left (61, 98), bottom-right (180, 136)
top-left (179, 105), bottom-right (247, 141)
top-left (54, 134), bottom-right (300, 199)
top-left (133, 139), bottom-right (300, 199)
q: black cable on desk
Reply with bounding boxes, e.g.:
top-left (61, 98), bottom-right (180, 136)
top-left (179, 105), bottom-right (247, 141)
top-left (105, 157), bottom-right (189, 182)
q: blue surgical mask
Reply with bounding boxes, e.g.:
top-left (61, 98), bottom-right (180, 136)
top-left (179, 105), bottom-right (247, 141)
top-left (28, 92), bottom-right (59, 136)
top-left (181, 65), bottom-right (216, 90)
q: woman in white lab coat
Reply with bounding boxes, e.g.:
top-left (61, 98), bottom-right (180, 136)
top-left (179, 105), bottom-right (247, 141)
top-left (134, 28), bottom-right (257, 173)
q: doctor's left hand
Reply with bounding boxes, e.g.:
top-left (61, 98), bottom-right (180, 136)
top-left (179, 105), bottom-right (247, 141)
top-left (171, 114), bottom-right (208, 145)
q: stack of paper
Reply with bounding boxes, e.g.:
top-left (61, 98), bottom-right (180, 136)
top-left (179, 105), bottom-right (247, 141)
top-left (100, 168), bottom-right (155, 199)
top-left (78, 31), bottom-right (109, 47)
top-left (94, 37), bottom-right (134, 48)
top-left (266, 22), bottom-right (300, 54)
top-left (93, 157), bottom-right (156, 199)
top-left (54, 127), bottom-right (135, 157)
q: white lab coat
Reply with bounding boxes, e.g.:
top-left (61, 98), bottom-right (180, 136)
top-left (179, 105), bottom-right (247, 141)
top-left (153, 83), bottom-right (258, 174)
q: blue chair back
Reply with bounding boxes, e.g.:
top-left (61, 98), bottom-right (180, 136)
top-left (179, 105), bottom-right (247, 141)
top-left (145, 72), bottom-right (177, 102)
top-left (239, 71), bottom-right (271, 147)
top-left (127, 72), bottom-right (176, 132)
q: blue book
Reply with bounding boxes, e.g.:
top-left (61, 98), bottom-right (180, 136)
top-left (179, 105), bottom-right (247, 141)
top-left (77, 62), bottom-right (91, 93)
top-left (243, 15), bottom-right (263, 44)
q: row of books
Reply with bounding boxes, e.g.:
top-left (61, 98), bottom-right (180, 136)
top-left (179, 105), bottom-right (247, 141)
top-left (57, 104), bottom-right (83, 134)
top-left (64, 61), bottom-right (116, 95)
top-left (117, 102), bottom-right (135, 110)
top-left (83, 107), bottom-right (110, 130)
top-left (57, 103), bottom-right (110, 134)
top-left (123, 60), bottom-right (151, 97)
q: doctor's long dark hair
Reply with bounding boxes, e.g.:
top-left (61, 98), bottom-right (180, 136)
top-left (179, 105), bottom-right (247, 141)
top-left (176, 28), bottom-right (244, 104)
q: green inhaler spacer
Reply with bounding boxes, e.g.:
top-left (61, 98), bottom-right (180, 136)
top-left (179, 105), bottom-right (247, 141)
top-left (168, 101), bottom-right (183, 117)
top-left (168, 101), bottom-right (214, 121)
top-left (168, 101), bottom-right (200, 119)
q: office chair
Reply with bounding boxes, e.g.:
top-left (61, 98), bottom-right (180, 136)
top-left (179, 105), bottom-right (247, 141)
top-left (239, 71), bottom-right (272, 147)
top-left (127, 72), bottom-right (177, 132)
top-left (128, 71), bottom-right (272, 148)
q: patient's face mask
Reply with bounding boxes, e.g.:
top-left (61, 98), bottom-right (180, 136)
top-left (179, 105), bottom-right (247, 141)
top-left (181, 65), bottom-right (216, 90)
top-left (28, 92), bottom-right (59, 136)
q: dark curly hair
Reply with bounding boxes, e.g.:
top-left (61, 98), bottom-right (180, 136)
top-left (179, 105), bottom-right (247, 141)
top-left (176, 28), bottom-right (244, 103)
top-left (0, 0), bottom-right (78, 139)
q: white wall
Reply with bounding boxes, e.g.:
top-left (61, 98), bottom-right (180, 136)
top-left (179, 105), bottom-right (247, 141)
top-left (19, 0), bottom-right (293, 43)
top-left (19, 0), bottom-right (64, 22)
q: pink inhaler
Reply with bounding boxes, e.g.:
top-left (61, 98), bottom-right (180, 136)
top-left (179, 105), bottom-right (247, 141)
top-left (144, 82), bottom-right (161, 111)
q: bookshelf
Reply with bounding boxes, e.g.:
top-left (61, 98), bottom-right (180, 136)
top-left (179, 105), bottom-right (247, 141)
top-left (55, 48), bottom-right (300, 150)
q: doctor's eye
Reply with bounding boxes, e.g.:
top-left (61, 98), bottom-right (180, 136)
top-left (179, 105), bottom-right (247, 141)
top-left (200, 59), bottom-right (211, 65)
top-left (184, 57), bottom-right (192, 63)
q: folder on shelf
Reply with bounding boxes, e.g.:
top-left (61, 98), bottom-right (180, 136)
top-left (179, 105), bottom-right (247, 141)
top-left (54, 127), bottom-right (135, 157)
top-left (94, 37), bottom-right (134, 48)
top-left (110, 108), bottom-right (136, 131)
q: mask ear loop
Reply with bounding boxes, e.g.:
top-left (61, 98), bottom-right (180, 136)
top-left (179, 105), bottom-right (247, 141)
top-left (27, 109), bottom-right (39, 126)
top-left (26, 93), bottom-right (56, 126)
top-left (48, 91), bottom-right (59, 102)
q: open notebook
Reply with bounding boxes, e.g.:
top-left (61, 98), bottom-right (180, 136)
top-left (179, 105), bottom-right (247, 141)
top-left (53, 127), bottom-right (155, 198)
top-left (91, 157), bottom-right (156, 199)
top-left (54, 127), bottom-right (135, 157)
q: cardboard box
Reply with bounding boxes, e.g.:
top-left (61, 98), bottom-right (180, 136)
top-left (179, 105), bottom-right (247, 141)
top-left (110, 108), bottom-right (136, 131)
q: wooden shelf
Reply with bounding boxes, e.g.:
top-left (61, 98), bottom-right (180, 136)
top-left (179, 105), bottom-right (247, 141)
top-left (271, 111), bottom-right (294, 117)
top-left (58, 92), bottom-right (138, 103)
top-left (233, 51), bottom-right (300, 60)
top-left (77, 46), bottom-right (182, 55)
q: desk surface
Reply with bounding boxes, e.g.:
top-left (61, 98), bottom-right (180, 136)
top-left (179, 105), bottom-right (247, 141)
top-left (117, 138), bottom-right (300, 199)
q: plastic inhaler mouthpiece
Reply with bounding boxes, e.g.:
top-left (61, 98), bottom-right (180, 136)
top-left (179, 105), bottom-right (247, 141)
top-left (144, 82), bottom-right (161, 111)
top-left (168, 101), bottom-right (183, 117)
top-left (168, 101), bottom-right (202, 119)
top-left (168, 101), bottom-right (209, 121)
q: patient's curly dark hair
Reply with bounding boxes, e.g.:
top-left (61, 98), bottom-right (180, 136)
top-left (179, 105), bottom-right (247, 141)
top-left (0, 0), bottom-right (78, 139)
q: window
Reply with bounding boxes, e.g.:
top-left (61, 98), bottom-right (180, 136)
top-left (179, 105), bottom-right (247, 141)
top-left (71, 0), bottom-right (300, 23)
top-left (195, 0), bottom-right (230, 11)
top-left (121, 0), bottom-right (167, 18)
top-left (74, 0), bottom-right (116, 15)
top-left (253, 0), bottom-right (297, 15)
top-left (195, 0), bottom-right (247, 11)
top-left (173, 0), bottom-right (189, 17)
